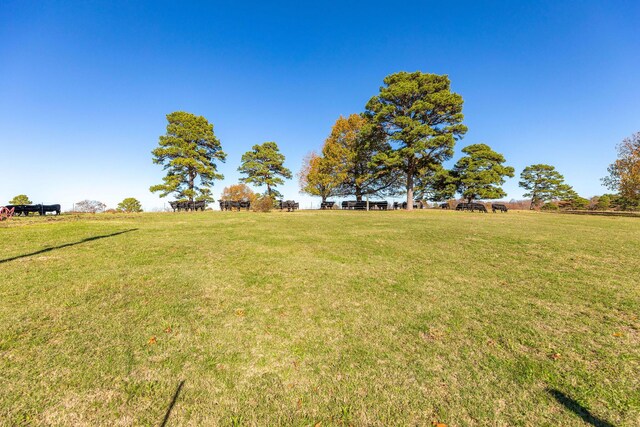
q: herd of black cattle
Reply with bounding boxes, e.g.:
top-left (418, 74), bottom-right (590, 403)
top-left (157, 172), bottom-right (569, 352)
top-left (4, 201), bottom-right (508, 215)
top-left (3, 204), bottom-right (61, 216)
top-left (217, 200), bottom-right (300, 211)
top-left (166, 199), bottom-right (507, 212)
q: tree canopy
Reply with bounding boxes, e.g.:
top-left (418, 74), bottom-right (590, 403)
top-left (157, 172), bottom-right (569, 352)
top-left (238, 141), bottom-right (292, 198)
top-left (9, 194), bottom-right (32, 205)
top-left (297, 152), bottom-right (341, 203)
top-left (452, 144), bottom-right (514, 202)
top-left (117, 197), bottom-right (143, 213)
top-left (519, 164), bottom-right (573, 209)
top-left (321, 114), bottom-right (398, 200)
top-left (413, 165), bottom-right (457, 202)
top-left (220, 183), bottom-right (255, 202)
top-left (150, 111), bottom-right (226, 202)
top-left (365, 71), bottom-right (467, 209)
top-left (602, 132), bottom-right (640, 207)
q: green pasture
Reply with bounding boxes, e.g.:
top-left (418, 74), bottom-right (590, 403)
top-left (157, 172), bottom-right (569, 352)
top-left (1, 210), bottom-right (638, 426)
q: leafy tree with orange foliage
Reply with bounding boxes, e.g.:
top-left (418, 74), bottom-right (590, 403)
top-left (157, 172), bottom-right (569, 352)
top-left (220, 183), bottom-right (255, 202)
top-left (322, 114), bottom-right (398, 201)
top-left (603, 132), bottom-right (640, 209)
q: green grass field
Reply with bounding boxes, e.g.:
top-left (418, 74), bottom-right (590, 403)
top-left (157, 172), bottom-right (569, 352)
top-left (1, 210), bottom-right (638, 426)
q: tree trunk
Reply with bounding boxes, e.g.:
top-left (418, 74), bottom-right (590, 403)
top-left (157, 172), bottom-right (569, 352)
top-left (188, 171), bottom-right (195, 203)
top-left (355, 186), bottom-right (362, 202)
top-left (406, 171), bottom-right (414, 211)
top-left (267, 184), bottom-right (272, 198)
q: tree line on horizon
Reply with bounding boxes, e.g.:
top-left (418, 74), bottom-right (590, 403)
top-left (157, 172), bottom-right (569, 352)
top-left (5, 73), bottom-right (638, 213)
top-left (147, 71), bottom-right (639, 211)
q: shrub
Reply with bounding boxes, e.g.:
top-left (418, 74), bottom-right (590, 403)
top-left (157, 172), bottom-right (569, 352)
top-left (117, 197), bottom-right (143, 213)
top-left (594, 195), bottom-right (611, 210)
top-left (252, 195), bottom-right (273, 212)
top-left (569, 196), bottom-right (590, 210)
top-left (610, 194), bottom-right (640, 211)
top-left (504, 199), bottom-right (531, 210)
top-left (541, 202), bottom-right (558, 211)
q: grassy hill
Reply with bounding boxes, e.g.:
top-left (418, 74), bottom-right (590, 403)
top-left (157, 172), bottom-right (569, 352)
top-left (1, 210), bottom-right (638, 426)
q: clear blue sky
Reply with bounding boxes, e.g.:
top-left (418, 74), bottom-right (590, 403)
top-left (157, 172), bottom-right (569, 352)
top-left (2, 1), bottom-right (638, 210)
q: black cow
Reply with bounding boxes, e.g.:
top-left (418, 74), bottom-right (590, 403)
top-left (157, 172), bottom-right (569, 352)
top-left (41, 204), bottom-right (61, 215)
top-left (440, 202), bottom-right (450, 209)
top-left (492, 203), bottom-right (508, 213)
top-left (341, 201), bottom-right (356, 210)
top-left (369, 201), bottom-right (389, 210)
top-left (455, 202), bottom-right (487, 213)
top-left (341, 200), bottom-right (389, 210)
top-left (279, 200), bottom-right (299, 212)
top-left (320, 201), bottom-right (335, 210)
top-left (393, 201), bottom-right (424, 210)
top-left (218, 200), bottom-right (251, 211)
top-left (341, 201), bottom-right (366, 210)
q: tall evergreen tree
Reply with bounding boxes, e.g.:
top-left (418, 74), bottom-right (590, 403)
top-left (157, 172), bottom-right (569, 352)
top-left (452, 144), bottom-right (514, 203)
top-left (238, 141), bottom-right (292, 198)
top-left (413, 165), bottom-right (457, 202)
top-left (150, 111), bottom-right (226, 203)
top-left (366, 72), bottom-right (467, 210)
top-left (9, 194), bottom-right (32, 205)
top-left (519, 164), bottom-right (573, 209)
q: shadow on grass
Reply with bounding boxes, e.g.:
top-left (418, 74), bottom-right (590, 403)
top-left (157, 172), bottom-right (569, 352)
top-left (547, 388), bottom-right (615, 427)
top-left (160, 380), bottom-right (185, 427)
top-left (0, 228), bottom-right (138, 264)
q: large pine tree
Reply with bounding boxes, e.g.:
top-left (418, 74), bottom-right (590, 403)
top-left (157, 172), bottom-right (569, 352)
top-left (452, 144), bottom-right (514, 203)
top-left (519, 164), bottom-right (572, 209)
top-left (150, 111), bottom-right (226, 203)
top-left (366, 72), bottom-right (467, 210)
top-left (238, 142), bottom-right (292, 199)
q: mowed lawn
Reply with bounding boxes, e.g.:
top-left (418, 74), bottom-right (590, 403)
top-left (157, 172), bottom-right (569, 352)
top-left (1, 210), bottom-right (638, 426)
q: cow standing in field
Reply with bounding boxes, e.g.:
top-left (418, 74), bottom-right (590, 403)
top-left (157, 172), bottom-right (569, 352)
top-left (279, 200), bottom-right (299, 212)
top-left (455, 202), bottom-right (488, 213)
top-left (218, 200), bottom-right (251, 211)
top-left (491, 203), bottom-right (508, 213)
